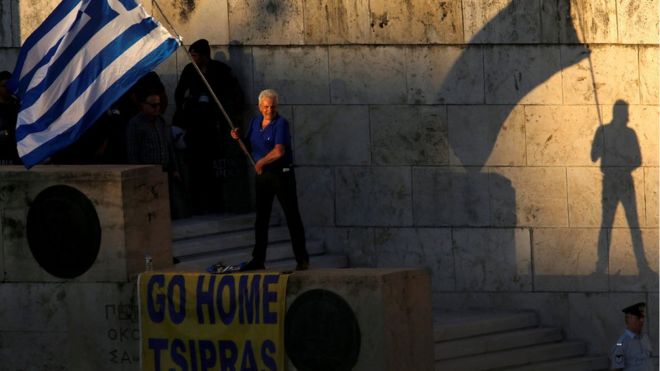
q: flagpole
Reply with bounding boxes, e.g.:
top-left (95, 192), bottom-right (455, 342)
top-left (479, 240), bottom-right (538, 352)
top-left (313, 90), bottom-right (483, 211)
top-left (150, 0), bottom-right (255, 166)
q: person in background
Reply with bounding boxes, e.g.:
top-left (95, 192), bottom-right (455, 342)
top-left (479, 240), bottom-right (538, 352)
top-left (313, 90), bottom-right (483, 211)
top-left (610, 302), bottom-right (653, 371)
top-left (231, 89), bottom-right (309, 271)
top-left (0, 71), bottom-right (20, 164)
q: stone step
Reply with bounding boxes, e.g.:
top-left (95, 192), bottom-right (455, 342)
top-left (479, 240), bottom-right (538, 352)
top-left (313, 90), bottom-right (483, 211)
top-left (434, 341), bottom-right (586, 371)
top-left (172, 226), bottom-right (291, 258)
top-left (435, 327), bottom-right (563, 360)
top-left (175, 240), bottom-right (325, 268)
top-left (503, 356), bottom-right (610, 371)
top-left (267, 254), bottom-right (349, 270)
top-left (433, 311), bottom-right (538, 342)
top-left (172, 213), bottom-right (261, 241)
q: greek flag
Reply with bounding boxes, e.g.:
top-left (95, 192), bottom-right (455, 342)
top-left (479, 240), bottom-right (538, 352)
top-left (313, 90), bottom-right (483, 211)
top-left (9, 0), bottom-right (179, 167)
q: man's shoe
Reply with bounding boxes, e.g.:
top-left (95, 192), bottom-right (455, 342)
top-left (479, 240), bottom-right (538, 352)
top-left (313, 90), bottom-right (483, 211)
top-left (240, 260), bottom-right (265, 272)
top-left (295, 261), bottom-right (309, 271)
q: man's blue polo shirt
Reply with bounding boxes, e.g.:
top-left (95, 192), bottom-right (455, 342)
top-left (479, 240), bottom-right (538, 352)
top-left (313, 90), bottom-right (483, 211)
top-left (246, 114), bottom-right (293, 166)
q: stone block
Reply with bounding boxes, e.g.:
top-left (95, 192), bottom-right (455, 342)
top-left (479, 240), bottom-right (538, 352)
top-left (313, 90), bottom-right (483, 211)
top-left (368, 0), bottom-right (463, 44)
top-left (329, 46), bottom-right (406, 104)
top-left (227, 0), bottom-right (304, 45)
top-left (295, 166), bottom-right (335, 227)
top-left (406, 46), bottom-right (484, 104)
top-left (645, 167), bottom-right (658, 228)
top-left (561, 45), bottom-right (640, 105)
top-left (0, 0), bottom-right (17, 47)
top-left (566, 167), bottom-right (646, 227)
top-left (17, 0), bottom-right (57, 44)
top-left (370, 105), bottom-right (449, 165)
top-left (292, 105), bottom-right (370, 165)
top-left (559, 0), bottom-right (618, 43)
top-left (253, 47), bottom-right (329, 104)
top-left (609, 228), bottom-right (659, 291)
top-left (617, 0), bottom-right (660, 44)
top-left (533, 228), bottom-right (607, 291)
top-left (639, 47), bottom-right (659, 105)
top-left (484, 45), bottom-right (562, 105)
top-left (335, 167), bottom-right (413, 226)
top-left (0, 281), bottom-right (138, 371)
top-left (286, 269), bottom-right (433, 371)
top-left (0, 165), bottom-right (172, 282)
top-left (145, 0), bottom-right (229, 45)
top-left (525, 105), bottom-right (601, 166)
top-left (448, 105), bottom-right (526, 167)
top-left (452, 228), bottom-right (532, 291)
top-left (0, 47), bottom-right (18, 72)
top-left (412, 168), bottom-right (490, 227)
top-left (211, 46), bottom-right (254, 107)
top-left (491, 167), bottom-right (568, 227)
top-left (649, 292), bottom-right (659, 357)
top-left (303, 0), bottom-right (371, 44)
top-left (462, 0), bottom-right (543, 43)
top-left (568, 293), bottom-right (646, 355)
top-left (627, 105), bottom-right (658, 167)
top-left (540, 0), bottom-right (561, 43)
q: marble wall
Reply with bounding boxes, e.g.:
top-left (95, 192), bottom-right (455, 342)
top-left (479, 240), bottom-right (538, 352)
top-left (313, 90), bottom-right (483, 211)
top-left (1, 0), bottom-right (658, 358)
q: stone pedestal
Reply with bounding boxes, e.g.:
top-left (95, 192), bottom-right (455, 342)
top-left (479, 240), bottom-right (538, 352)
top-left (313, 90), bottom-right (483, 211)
top-left (285, 268), bottom-right (433, 371)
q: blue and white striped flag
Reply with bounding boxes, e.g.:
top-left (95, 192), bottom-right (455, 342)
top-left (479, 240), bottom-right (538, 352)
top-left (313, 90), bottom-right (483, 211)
top-left (9, 0), bottom-right (179, 167)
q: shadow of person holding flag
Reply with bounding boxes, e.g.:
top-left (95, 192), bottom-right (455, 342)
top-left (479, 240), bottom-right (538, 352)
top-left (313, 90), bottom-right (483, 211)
top-left (591, 100), bottom-right (651, 277)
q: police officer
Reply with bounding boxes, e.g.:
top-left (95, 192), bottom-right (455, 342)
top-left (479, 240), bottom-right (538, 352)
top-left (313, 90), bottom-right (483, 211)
top-left (610, 302), bottom-right (653, 371)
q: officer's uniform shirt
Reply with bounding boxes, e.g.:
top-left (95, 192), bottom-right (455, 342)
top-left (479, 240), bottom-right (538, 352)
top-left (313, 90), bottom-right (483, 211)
top-left (610, 329), bottom-right (653, 371)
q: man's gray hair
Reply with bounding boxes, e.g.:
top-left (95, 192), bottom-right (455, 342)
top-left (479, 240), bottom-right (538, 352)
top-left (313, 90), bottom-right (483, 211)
top-left (258, 89), bottom-right (279, 104)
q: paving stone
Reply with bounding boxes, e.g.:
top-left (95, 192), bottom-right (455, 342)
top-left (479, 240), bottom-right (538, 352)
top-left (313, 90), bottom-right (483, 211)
top-left (406, 46), bottom-right (484, 104)
top-left (448, 105), bottom-right (526, 167)
top-left (617, 0), bottom-right (660, 44)
top-left (561, 45), bottom-right (640, 105)
top-left (484, 45), bottom-right (562, 105)
top-left (525, 105), bottom-right (601, 166)
top-left (253, 47), bottom-right (329, 104)
top-left (293, 105), bottom-right (370, 165)
top-left (491, 167), bottom-right (568, 227)
top-left (453, 228), bottom-right (532, 291)
top-left (329, 46), bottom-right (406, 104)
top-left (462, 0), bottom-right (543, 43)
top-left (335, 167), bottom-right (412, 226)
top-left (370, 105), bottom-right (449, 165)
top-left (369, 0), bottom-right (463, 44)
top-left (566, 167), bottom-right (645, 228)
top-left (533, 228), bottom-right (607, 291)
top-left (303, 0), bottom-right (371, 44)
top-left (227, 0), bottom-right (304, 45)
top-left (412, 168), bottom-right (490, 227)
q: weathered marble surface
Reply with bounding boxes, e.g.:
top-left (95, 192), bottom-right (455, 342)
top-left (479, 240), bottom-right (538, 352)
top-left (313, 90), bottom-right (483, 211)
top-left (463, 0), bottom-right (544, 44)
top-left (295, 166), bottom-right (335, 227)
top-left (453, 228), bottom-right (532, 291)
top-left (292, 105), bottom-right (370, 165)
top-left (227, 0), bottom-right (304, 45)
top-left (560, 0), bottom-right (618, 43)
top-left (329, 47), bottom-right (406, 104)
top-left (335, 167), bottom-right (412, 226)
top-left (302, 0), bottom-right (371, 44)
top-left (616, 0), bottom-right (660, 44)
top-left (561, 45), bottom-right (640, 105)
top-left (16, 0), bottom-right (56, 44)
top-left (609, 228), bottom-right (659, 291)
top-left (407, 46), bottom-right (484, 104)
top-left (412, 168), bottom-right (490, 227)
top-left (448, 105), bottom-right (526, 167)
top-left (253, 47), bottom-right (329, 104)
top-left (645, 167), bottom-right (659, 228)
top-left (147, 0), bottom-right (229, 45)
top-left (371, 105), bottom-right (448, 165)
top-left (491, 167), bottom-right (569, 227)
top-left (639, 47), bottom-right (659, 105)
top-left (0, 0), bottom-right (17, 47)
top-left (525, 105), bottom-right (601, 166)
top-left (369, 0), bottom-right (463, 44)
top-left (533, 228), bottom-right (607, 291)
top-left (566, 167), bottom-right (646, 227)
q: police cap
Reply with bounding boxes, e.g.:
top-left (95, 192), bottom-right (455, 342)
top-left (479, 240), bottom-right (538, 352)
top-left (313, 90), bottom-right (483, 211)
top-left (622, 302), bottom-right (645, 317)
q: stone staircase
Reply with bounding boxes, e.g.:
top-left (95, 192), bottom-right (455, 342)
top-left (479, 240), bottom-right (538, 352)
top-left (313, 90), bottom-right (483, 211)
top-left (171, 212), bottom-right (348, 271)
top-left (434, 311), bottom-right (609, 371)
